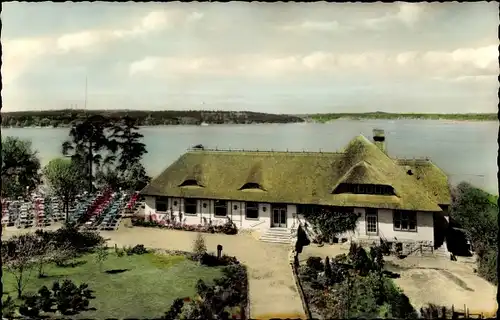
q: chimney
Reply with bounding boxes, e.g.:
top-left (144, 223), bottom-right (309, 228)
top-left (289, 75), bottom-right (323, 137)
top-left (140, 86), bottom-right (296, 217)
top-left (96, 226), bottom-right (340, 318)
top-left (373, 129), bottom-right (386, 154)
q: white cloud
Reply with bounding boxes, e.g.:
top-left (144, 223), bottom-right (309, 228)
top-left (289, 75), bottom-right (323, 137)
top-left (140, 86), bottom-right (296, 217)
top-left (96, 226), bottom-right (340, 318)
top-left (432, 75), bottom-right (497, 83)
top-left (282, 20), bottom-right (340, 32)
top-left (2, 9), bottom-right (200, 85)
top-left (128, 44), bottom-right (498, 80)
top-left (129, 57), bottom-right (161, 76)
top-left (364, 2), bottom-right (425, 29)
top-left (187, 11), bottom-right (204, 23)
top-left (2, 37), bottom-right (51, 85)
top-left (56, 30), bottom-right (110, 53)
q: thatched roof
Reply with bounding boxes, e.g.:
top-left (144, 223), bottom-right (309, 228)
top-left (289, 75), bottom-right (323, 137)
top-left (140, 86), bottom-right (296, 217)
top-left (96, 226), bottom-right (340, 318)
top-left (141, 134), bottom-right (450, 211)
top-left (395, 159), bottom-right (451, 205)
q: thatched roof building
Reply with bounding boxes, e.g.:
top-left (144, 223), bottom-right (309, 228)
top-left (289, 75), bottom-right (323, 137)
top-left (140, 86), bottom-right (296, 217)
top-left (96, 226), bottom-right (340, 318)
top-left (141, 131), bottom-right (451, 212)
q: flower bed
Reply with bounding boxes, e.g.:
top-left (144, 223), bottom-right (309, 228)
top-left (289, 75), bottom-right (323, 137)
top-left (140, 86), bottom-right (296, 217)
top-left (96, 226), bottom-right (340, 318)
top-left (132, 216), bottom-right (238, 235)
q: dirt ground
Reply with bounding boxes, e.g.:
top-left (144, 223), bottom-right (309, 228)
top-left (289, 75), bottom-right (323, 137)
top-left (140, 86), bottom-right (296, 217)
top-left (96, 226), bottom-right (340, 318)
top-left (2, 225), bottom-right (306, 320)
top-left (300, 243), bottom-right (498, 317)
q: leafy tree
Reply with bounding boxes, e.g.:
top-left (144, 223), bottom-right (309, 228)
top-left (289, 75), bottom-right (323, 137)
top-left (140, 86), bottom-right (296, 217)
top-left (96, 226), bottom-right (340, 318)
top-left (108, 116), bottom-right (150, 191)
top-left (193, 233), bottom-right (207, 261)
top-left (109, 116), bottom-right (147, 171)
top-left (33, 231), bottom-right (56, 278)
top-left (95, 244), bottom-right (109, 272)
top-left (2, 234), bottom-right (40, 298)
top-left (43, 158), bottom-right (85, 220)
top-left (1, 136), bottom-right (41, 198)
top-left (62, 115), bottom-right (111, 193)
top-left (450, 182), bottom-right (498, 249)
top-left (450, 182), bottom-right (498, 284)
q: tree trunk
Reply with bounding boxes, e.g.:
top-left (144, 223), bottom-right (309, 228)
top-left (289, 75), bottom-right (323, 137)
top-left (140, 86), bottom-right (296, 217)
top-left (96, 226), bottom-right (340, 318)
top-left (17, 271), bottom-right (23, 299)
top-left (65, 199), bottom-right (70, 221)
top-left (88, 140), bottom-right (93, 194)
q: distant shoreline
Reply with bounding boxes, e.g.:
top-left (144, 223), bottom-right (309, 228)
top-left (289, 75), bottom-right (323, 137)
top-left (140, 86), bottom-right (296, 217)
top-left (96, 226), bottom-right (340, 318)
top-left (1, 109), bottom-right (496, 128)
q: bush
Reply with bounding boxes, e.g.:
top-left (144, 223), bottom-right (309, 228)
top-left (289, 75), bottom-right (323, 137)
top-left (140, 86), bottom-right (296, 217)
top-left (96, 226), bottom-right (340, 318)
top-left (306, 256), bottom-right (324, 272)
top-left (122, 244), bottom-right (148, 256)
top-left (1, 295), bottom-right (16, 318)
top-left (200, 253), bottom-right (240, 267)
top-left (37, 225), bottom-right (104, 253)
top-left (168, 260), bottom-right (248, 319)
top-left (218, 254), bottom-right (239, 266)
top-left (219, 219), bottom-right (238, 235)
top-left (192, 233), bottom-right (207, 261)
top-left (52, 280), bottom-right (94, 315)
top-left (478, 247), bottom-right (498, 285)
top-left (131, 244), bottom-right (148, 255)
top-left (19, 292), bottom-right (43, 317)
top-left (18, 280), bottom-right (95, 317)
top-left (300, 255), bottom-right (416, 319)
top-left (349, 243), bottom-right (373, 276)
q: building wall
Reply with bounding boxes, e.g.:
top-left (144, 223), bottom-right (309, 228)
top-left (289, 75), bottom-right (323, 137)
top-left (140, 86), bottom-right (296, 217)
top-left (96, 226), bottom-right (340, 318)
top-left (298, 208), bottom-right (434, 245)
top-left (144, 196), bottom-right (274, 230)
top-left (144, 197), bottom-right (434, 243)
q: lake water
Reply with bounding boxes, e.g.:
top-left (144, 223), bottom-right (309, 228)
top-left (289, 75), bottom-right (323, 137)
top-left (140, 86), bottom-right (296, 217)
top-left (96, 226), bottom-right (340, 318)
top-left (2, 119), bottom-right (498, 195)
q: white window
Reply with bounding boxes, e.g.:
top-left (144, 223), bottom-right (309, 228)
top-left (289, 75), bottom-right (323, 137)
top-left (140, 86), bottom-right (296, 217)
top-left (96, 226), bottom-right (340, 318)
top-left (214, 200), bottom-right (228, 217)
top-left (393, 211), bottom-right (417, 231)
top-left (184, 198), bottom-right (197, 215)
top-left (365, 209), bottom-right (378, 234)
top-left (246, 202), bottom-right (259, 219)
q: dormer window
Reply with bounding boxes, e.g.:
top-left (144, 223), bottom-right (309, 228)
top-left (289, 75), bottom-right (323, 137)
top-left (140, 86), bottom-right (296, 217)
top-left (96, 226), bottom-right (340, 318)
top-left (239, 182), bottom-right (265, 191)
top-left (334, 183), bottom-right (396, 196)
top-left (179, 179), bottom-right (203, 187)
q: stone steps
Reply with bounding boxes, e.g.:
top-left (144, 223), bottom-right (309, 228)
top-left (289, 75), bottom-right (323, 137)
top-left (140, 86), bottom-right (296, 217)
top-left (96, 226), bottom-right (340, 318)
top-left (260, 228), bottom-right (293, 244)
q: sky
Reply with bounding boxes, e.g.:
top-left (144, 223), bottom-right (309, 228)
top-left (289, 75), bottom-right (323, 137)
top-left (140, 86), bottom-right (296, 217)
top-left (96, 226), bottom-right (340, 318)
top-left (1, 2), bottom-right (498, 114)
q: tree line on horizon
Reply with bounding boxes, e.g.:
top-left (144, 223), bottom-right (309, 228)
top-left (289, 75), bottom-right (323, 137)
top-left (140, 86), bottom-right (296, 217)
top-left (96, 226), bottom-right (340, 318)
top-left (0, 110), bottom-right (304, 128)
top-left (309, 112), bottom-right (497, 122)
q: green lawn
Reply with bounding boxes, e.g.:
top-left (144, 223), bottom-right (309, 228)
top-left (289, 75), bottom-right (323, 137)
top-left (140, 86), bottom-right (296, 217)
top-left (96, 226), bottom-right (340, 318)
top-left (3, 251), bottom-right (223, 319)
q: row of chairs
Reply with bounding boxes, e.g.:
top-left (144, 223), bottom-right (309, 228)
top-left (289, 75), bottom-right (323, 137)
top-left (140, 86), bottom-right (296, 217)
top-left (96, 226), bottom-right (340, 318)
top-left (99, 192), bottom-right (128, 230)
top-left (68, 194), bottom-right (97, 223)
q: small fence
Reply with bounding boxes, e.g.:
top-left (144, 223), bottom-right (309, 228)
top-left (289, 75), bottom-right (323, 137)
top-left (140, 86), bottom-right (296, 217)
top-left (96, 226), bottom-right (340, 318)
top-left (420, 304), bottom-right (486, 319)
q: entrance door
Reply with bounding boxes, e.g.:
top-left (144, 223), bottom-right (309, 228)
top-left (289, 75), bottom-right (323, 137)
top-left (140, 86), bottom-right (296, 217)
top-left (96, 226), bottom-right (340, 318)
top-left (271, 205), bottom-right (287, 228)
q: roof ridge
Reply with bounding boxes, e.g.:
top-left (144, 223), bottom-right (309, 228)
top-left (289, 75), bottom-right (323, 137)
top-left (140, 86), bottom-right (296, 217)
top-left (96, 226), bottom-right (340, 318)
top-left (187, 148), bottom-right (344, 155)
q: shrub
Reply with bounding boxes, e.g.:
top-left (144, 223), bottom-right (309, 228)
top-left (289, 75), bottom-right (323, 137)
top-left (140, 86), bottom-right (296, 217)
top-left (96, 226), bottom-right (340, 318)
top-left (52, 280), bottom-right (94, 315)
top-left (200, 253), bottom-right (239, 267)
top-left (218, 254), bottom-right (239, 266)
top-left (38, 225), bottom-right (104, 253)
top-left (115, 245), bottom-right (125, 257)
top-left (220, 219), bottom-right (238, 235)
top-left (19, 292), bottom-right (43, 317)
top-left (169, 260), bottom-right (248, 320)
top-left (477, 247), bottom-right (498, 285)
top-left (306, 256), bottom-right (324, 271)
top-left (324, 256), bottom-right (332, 283)
top-left (95, 244), bottom-right (109, 272)
top-left (192, 233), bottom-right (207, 261)
top-left (131, 244), bottom-right (148, 255)
top-left (200, 253), bottom-right (219, 266)
top-left (349, 243), bottom-right (373, 276)
top-left (1, 295), bottom-right (16, 318)
top-left (163, 298), bottom-right (185, 319)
